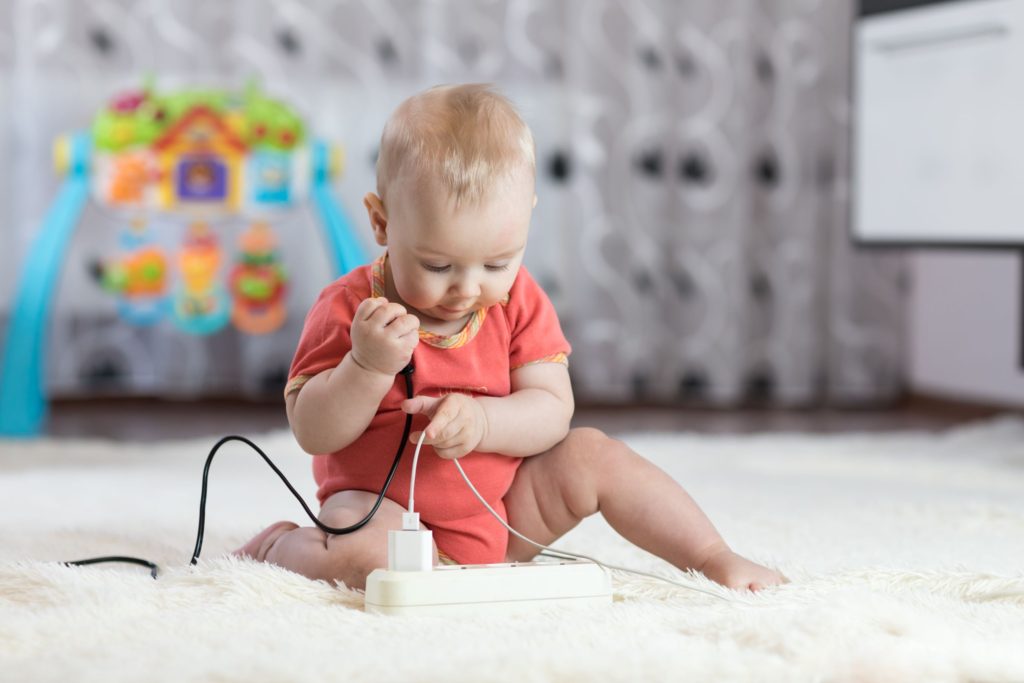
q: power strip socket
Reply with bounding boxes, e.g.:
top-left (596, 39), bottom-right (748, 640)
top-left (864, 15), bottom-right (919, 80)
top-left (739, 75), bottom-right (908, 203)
top-left (364, 559), bottom-right (612, 616)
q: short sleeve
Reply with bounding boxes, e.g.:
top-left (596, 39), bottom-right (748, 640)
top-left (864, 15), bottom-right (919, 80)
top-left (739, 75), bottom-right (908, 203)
top-left (504, 267), bottom-right (572, 371)
top-left (285, 283), bottom-right (361, 397)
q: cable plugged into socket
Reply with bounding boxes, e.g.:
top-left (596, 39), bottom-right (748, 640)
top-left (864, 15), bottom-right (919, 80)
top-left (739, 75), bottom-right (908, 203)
top-left (387, 512), bottom-right (433, 572)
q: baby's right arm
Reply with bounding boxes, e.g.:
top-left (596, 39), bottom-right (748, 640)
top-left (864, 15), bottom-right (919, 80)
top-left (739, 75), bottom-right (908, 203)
top-left (286, 297), bottom-right (419, 455)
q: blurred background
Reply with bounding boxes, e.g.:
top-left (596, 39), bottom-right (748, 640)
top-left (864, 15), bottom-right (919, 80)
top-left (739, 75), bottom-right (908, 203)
top-left (0, 0), bottom-right (1017, 437)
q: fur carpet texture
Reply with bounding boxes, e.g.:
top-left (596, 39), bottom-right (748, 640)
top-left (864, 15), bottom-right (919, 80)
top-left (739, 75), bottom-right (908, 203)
top-left (2, 418), bottom-right (1024, 682)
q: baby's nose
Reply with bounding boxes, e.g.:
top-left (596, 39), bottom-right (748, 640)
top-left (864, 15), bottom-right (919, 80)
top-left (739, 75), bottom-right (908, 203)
top-left (453, 279), bottom-right (481, 298)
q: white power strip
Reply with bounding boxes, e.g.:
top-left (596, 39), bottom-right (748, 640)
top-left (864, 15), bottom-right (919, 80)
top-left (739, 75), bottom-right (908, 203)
top-left (364, 559), bottom-right (612, 616)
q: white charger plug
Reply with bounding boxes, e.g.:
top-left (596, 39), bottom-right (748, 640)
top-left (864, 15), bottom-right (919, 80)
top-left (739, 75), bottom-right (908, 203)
top-left (387, 512), bottom-right (433, 572)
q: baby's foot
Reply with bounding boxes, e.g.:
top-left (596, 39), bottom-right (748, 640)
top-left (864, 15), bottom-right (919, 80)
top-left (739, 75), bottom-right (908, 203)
top-left (696, 543), bottom-right (787, 592)
top-left (232, 521), bottom-right (298, 561)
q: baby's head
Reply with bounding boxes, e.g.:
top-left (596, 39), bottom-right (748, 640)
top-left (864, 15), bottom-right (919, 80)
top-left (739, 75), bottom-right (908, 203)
top-left (363, 84), bottom-right (536, 325)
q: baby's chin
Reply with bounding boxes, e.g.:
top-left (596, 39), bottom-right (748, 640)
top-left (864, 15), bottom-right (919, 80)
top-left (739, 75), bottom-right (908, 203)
top-left (407, 295), bottom-right (508, 325)
top-left (413, 303), bottom-right (481, 325)
top-left (428, 306), bottom-right (475, 322)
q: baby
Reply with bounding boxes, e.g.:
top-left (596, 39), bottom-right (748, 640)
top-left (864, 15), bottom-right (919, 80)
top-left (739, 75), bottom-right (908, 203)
top-left (235, 84), bottom-right (786, 592)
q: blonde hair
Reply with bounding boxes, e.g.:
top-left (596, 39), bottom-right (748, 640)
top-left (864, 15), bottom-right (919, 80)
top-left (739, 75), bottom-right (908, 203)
top-left (376, 84), bottom-right (535, 206)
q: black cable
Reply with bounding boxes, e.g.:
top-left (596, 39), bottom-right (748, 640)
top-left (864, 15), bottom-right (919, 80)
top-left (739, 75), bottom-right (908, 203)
top-left (66, 555), bottom-right (159, 579)
top-left (65, 362), bottom-right (416, 578)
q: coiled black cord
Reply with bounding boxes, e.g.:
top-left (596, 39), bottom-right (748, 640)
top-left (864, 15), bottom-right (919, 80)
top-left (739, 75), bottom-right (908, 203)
top-left (66, 363), bottom-right (416, 579)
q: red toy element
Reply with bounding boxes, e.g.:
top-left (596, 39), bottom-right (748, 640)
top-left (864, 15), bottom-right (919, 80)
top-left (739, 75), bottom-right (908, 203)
top-left (111, 91), bottom-right (147, 113)
top-left (229, 222), bottom-right (288, 334)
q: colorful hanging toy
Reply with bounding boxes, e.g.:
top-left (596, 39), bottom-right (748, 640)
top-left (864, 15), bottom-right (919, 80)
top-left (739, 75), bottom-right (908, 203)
top-left (230, 222), bottom-right (288, 335)
top-left (1, 78), bottom-right (368, 435)
top-left (173, 222), bottom-right (231, 335)
top-left (90, 218), bottom-right (170, 326)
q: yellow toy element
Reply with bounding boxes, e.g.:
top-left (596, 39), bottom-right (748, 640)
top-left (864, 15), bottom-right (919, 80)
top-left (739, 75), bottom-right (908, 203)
top-left (112, 120), bottom-right (135, 147)
top-left (53, 135), bottom-right (71, 175)
top-left (224, 111), bottom-right (248, 140)
top-left (329, 144), bottom-right (345, 179)
top-left (172, 221), bottom-right (230, 334)
top-left (154, 106), bottom-right (246, 211)
top-left (174, 220), bottom-right (232, 335)
top-left (179, 222), bottom-right (221, 308)
top-left (229, 221), bottom-right (288, 335)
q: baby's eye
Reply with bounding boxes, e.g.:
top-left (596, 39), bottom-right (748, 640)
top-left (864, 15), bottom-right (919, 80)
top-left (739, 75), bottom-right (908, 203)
top-left (485, 263), bottom-right (511, 272)
top-left (422, 263), bottom-right (451, 273)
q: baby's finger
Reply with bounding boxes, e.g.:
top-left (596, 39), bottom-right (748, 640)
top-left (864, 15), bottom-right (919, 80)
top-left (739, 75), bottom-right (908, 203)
top-left (388, 313), bottom-right (420, 337)
top-left (407, 427), bottom-right (462, 451)
top-left (433, 443), bottom-right (470, 460)
top-left (398, 330), bottom-right (421, 348)
top-left (425, 401), bottom-right (461, 441)
top-left (428, 424), bottom-right (466, 451)
top-left (364, 301), bottom-right (404, 326)
top-left (355, 297), bottom-right (388, 321)
top-left (407, 423), bottom-right (456, 446)
top-left (403, 395), bottom-right (442, 417)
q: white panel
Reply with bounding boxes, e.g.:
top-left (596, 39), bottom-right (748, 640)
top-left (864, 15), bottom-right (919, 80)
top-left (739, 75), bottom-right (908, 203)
top-left (855, 0), bottom-right (1024, 244)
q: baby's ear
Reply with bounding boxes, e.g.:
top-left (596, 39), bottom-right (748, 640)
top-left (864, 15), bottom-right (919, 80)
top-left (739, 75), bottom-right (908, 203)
top-left (363, 193), bottom-right (389, 246)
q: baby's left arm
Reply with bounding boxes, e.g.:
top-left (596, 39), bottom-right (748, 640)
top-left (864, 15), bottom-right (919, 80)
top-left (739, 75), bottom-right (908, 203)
top-left (475, 362), bottom-right (574, 457)
top-left (401, 362), bottom-right (573, 458)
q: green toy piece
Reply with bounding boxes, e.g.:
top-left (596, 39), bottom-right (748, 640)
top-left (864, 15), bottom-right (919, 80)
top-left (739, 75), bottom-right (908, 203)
top-left (92, 79), bottom-right (305, 152)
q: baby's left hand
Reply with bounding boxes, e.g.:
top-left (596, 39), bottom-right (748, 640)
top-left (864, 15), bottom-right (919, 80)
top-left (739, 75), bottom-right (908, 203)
top-left (401, 394), bottom-right (489, 460)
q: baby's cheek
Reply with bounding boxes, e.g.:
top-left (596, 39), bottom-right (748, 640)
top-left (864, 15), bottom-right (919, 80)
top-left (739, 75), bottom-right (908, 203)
top-left (483, 289), bottom-right (510, 308)
top-left (396, 285), bottom-right (433, 309)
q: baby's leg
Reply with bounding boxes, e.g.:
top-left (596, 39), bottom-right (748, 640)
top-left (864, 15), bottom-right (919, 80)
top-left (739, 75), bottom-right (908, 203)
top-left (235, 490), bottom-right (437, 590)
top-left (502, 428), bottom-right (785, 591)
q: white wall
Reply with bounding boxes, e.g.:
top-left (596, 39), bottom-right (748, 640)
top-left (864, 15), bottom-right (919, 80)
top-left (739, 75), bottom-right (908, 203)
top-left (907, 250), bottom-right (1024, 406)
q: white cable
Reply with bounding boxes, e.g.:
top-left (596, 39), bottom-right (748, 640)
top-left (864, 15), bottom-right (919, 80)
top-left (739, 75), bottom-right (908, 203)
top-left (407, 431), bottom-right (735, 602)
top-left (450, 458), bottom-right (734, 601)
top-left (408, 428), bottom-right (424, 514)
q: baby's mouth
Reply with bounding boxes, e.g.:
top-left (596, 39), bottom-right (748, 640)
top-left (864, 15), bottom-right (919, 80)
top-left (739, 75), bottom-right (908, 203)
top-left (438, 303), bottom-right (474, 315)
top-left (427, 306), bottom-right (473, 323)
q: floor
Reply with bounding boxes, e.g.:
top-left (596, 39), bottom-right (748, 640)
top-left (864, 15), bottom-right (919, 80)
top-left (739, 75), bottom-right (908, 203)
top-left (38, 394), bottom-right (1016, 441)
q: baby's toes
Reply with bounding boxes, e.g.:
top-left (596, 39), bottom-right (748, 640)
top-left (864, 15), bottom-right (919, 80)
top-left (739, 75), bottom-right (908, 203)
top-left (764, 571), bottom-right (789, 588)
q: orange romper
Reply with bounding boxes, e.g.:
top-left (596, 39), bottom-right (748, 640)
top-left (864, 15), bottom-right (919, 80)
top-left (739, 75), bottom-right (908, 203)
top-left (284, 253), bottom-right (571, 564)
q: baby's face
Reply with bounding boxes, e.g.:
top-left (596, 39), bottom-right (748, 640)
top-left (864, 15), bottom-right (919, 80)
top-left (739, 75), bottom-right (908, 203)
top-left (382, 174), bottom-right (534, 326)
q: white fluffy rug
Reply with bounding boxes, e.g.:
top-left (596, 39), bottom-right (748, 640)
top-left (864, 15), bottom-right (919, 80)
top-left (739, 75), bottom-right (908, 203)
top-left (3, 419), bottom-right (1024, 682)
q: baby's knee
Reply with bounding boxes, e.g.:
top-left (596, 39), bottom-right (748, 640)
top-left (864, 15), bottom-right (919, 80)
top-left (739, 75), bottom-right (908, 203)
top-left (564, 426), bottom-right (609, 448)
top-left (559, 427), bottom-right (629, 465)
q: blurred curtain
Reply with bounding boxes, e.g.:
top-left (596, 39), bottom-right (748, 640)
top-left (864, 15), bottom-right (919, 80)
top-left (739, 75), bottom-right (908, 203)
top-left (0, 0), bottom-right (905, 405)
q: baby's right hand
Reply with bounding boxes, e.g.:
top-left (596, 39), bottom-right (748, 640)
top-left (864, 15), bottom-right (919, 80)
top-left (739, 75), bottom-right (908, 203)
top-left (349, 297), bottom-right (420, 376)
